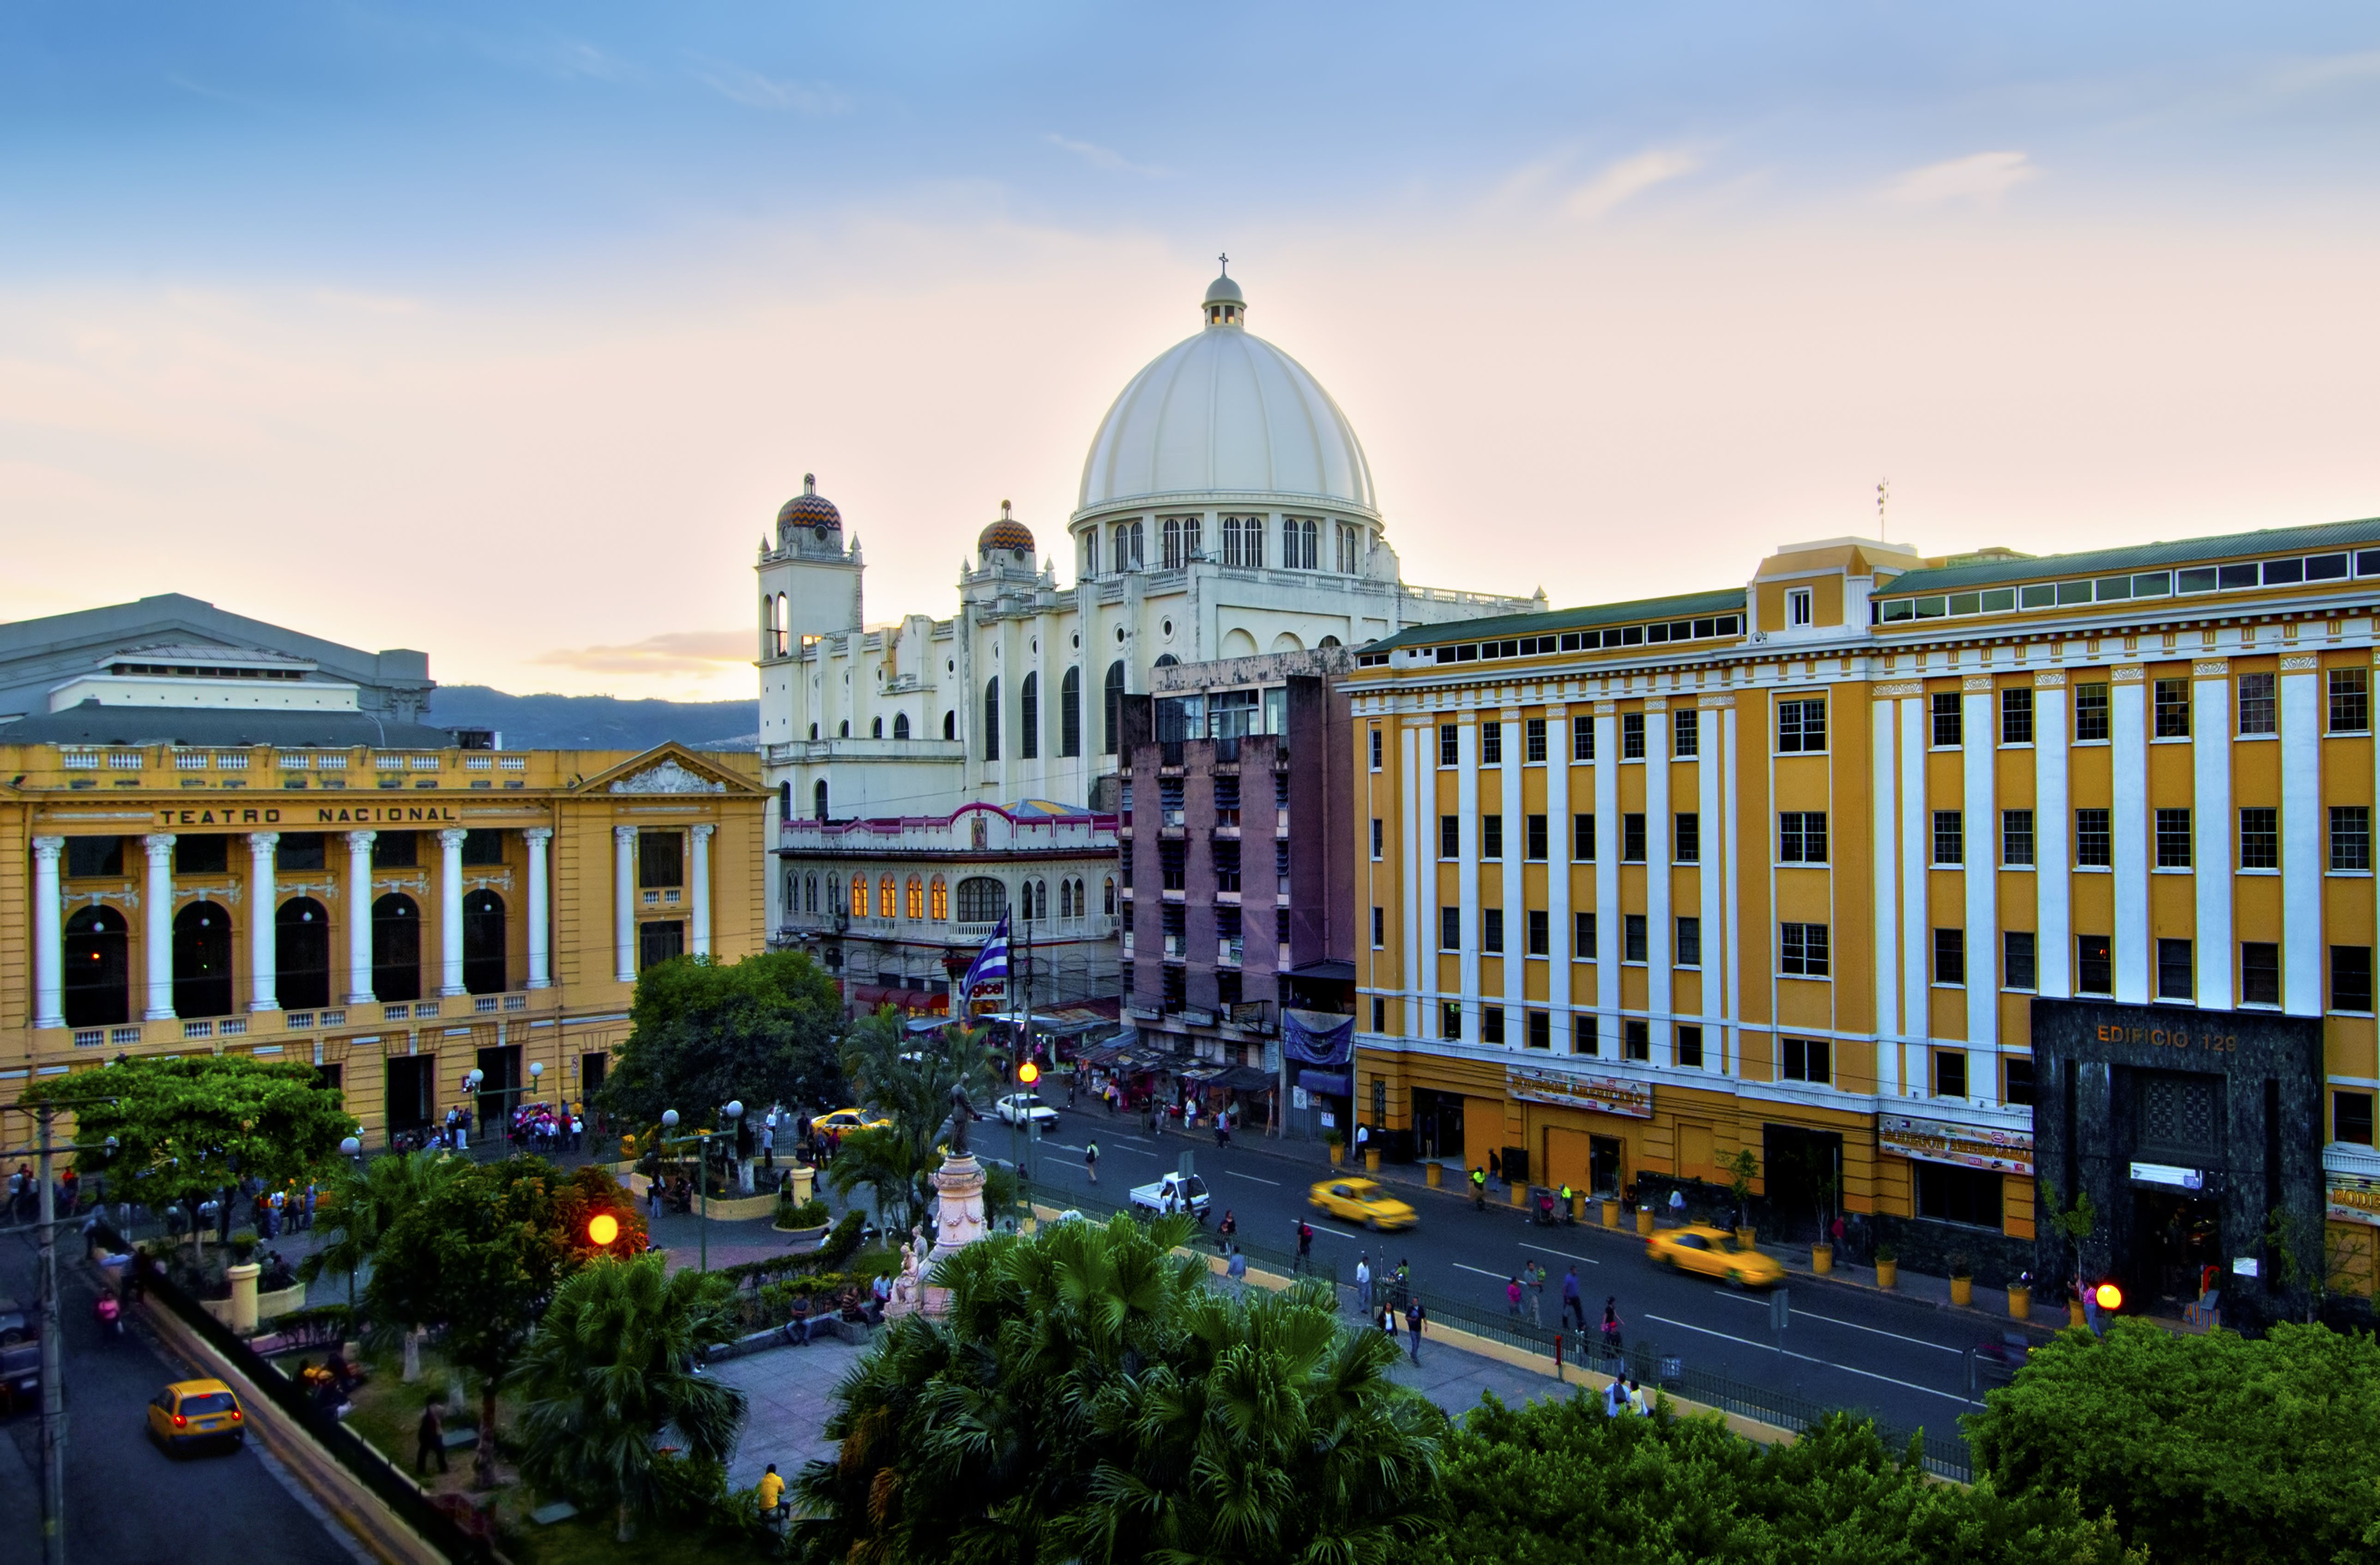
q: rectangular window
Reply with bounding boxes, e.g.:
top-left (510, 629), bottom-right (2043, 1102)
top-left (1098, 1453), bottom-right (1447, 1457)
top-left (1622, 813), bottom-right (1647, 861)
top-left (637, 828), bottom-right (684, 888)
top-left (1575, 910), bottom-right (1596, 950)
top-left (1443, 1002), bottom-right (1462, 1040)
top-left (1482, 1006), bottom-right (1506, 1045)
top-left (2157, 937), bottom-right (2193, 1000)
top-left (1525, 717), bottom-right (1547, 762)
top-left (1915, 1162), bottom-right (2002, 1228)
top-left (1780, 922), bottom-right (1830, 977)
top-left (2076, 808), bottom-right (2113, 867)
top-left (1676, 916), bottom-right (1702, 967)
top-left (1931, 691), bottom-right (1963, 748)
top-left (638, 919), bottom-right (685, 972)
top-left (64, 835), bottom-right (124, 878)
top-left (1440, 815), bottom-right (1459, 859)
top-left (1482, 908), bottom-right (1505, 953)
top-left (1528, 909), bottom-right (1550, 955)
top-left (2332, 805), bottom-right (2372, 871)
top-left (2075, 683), bottom-right (2110, 742)
top-left (1782, 1035), bottom-right (1830, 1084)
top-left (2337, 1091), bottom-right (2376, 1145)
top-left (1574, 1014), bottom-right (1599, 1055)
top-left (2156, 808), bottom-right (2193, 869)
top-left (2154, 678), bottom-right (2191, 738)
top-left (277, 832), bottom-right (329, 872)
top-left (2332, 668), bottom-right (2371, 734)
top-left (1527, 814), bottom-right (1548, 860)
top-left (2241, 807), bottom-right (2279, 869)
top-left (1778, 811), bottom-right (1828, 863)
top-left (1371, 906), bottom-right (1385, 948)
top-left (1527, 1009), bottom-right (1551, 1049)
top-left (1673, 812), bottom-right (1700, 864)
top-left (1934, 927), bottom-right (1966, 987)
top-left (1573, 720), bottom-right (1595, 762)
top-left (1677, 1023), bottom-right (1704, 1068)
top-left (372, 831), bottom-right (417, 869)
top-left (1482, 814), bottom-right (1504, 859)
top-left (1439, 724), bottom-right (1458, 767)
top-left (2001, 687), bottom-right (2034, 745)
top-left (1776, 698), bottom-right (1826, 753)
top-left (1481, 721), bottom-right (1504, 766)
top-left (2238, 671), bottom-right (2277, 736)
top-left (1372, 996), bottom-right (1387, 1033)
top-left (2005, 1056), bottom-right (2037, 1107)
top-left (1439, 906), bottom-right (1460, 950)
top-left (1369, 727), bottom-right (1383, 770)
top-left (1623, 914), bottom-right (1649, 963)
top-left (1934, 1050), bottom-right (1969, 1099)
top-left (1371, 818), bottom-right (1383, 859)
top-left (2002, 809), bottom-right (2035, 866)
top-left (2004, 930), bottom-right (2037, 991)
top-left (1673, 707), bottom-right (1699, 758)
top-left (2241, 941), bottom-right (2281, 1005)
top-left (1622, 713), bottom-right (1645, 759)
top-left (2335, 945), bottom-right (2374, 1012)
top-left (2078, 934), bottom-right (2114, 995)
top-left (1624, 1019), bottom-right (1650, 1061)
top-left (1573, 814), bottom-right (1596, 860)
top-left (1787, 586), bottom-right (1813, 626)
top-left (1933, 810), bottom-right (1964, 865)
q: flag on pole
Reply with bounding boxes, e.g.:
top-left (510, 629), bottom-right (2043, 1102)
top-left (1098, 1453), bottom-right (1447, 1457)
top-left (961, 911), bottom-right (1011, 996)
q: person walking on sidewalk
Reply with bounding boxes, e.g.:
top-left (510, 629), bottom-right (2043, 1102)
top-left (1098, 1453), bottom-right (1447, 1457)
top-left (1470, 1165), bottom-right (1487, 1210)
top-left (1215, 1208), bottom-right (1237, 1253)
top-left (1601, 1297), bottom-right (1625, 1359)
top-left (1524, 1260), bottom-right (1546, 1326)
top-left (1506, 1275), bottom-right (1523, 1317)
top-left (1561, 1265), bottom-right (1586, 1331)
top-left (1084, 1141), bottom-right (1100, 1184)
top-left (1404, 1296), bottom-right (1426, 1365)
top-left (1296, 1220), bottom-right (1314, 1272)
top-left (1355, 1253), bottom-right (1372, 1314)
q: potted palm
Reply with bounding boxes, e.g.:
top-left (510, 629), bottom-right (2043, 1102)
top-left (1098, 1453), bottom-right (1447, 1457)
top-left (1323, 1128), bottom-right (1346, 1166)
top-left (1874, 1242), bottom-right (1898, 1290)
top-left (1948, 1253), bottom-right (1974, 1308)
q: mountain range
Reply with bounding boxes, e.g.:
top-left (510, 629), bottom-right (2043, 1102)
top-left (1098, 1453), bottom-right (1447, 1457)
top-left (428, 686), bottom-right (759, 754)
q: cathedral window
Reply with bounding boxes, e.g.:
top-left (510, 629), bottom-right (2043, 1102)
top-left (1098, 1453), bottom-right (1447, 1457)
top-left (1104, 661), bottom-right (1126, 755)
top-left (871, 716), bottom-right (883, 738)
top-left (943, 710), bottom-right (956, 740)
top-left (930, 875), bottom-right (948, 920)
top-left (1082, 529), bottom-right (1098, 578)
top-left (906, 876), bottom-right (923, 919)
top-left (879, 875), bottom-right (896, 918)
top-left (1020, 672), bottom-right (1040, 759)
top-left (983, 677), bottom-right (1001, 761)
top-left (1163, 517), bottom-right (1183, 570)
top-left (849, 876), bottom-right (868, 919)
top-left (894, 712), bottom-right (911, 740)
top-left (1060, 666), bottom-right (1082, 756)
top-left (814, 780), bottom-right (828, 821)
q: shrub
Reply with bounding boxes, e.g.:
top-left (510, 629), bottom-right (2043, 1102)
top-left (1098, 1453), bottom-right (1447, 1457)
top-left (778, 1196), bottom-right (830, 1228)
top-left (816, 1208), bottom-right (866, 1269)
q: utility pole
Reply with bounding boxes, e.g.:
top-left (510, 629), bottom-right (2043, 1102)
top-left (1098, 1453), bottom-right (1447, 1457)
top-left (36, 1104), bottom-right (66, 1565)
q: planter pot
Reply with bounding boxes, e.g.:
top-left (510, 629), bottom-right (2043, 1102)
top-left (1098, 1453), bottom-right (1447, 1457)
top-left (1950, 1275), bottom-right (1974, 1308)
top-left (1425, 1161), bottom-right (1443, 1188)
top-left (1811, 1244), bottom-right (1833, 1275)
top-left (1736, 1226), bottom-right (1757, 1249)
top-left (1364, 1148), bottom-right (1382, 1174)
top-left (2007, 1283), bottom-right (2031, 1321)
top-left (1328, 1143), bottom-right (1345, 1166)
top-left (1876, 1259), bottom-right (1899, 1290)
top-left (1601, 1198), bottom-right (1619, 1228)
top-left (1510, 1181), bottom-right (1528, 1208)
top-left (2067, 1298), bottom-right (2088, 1329)
top-left (1635, 1207), bottom-right (1654, 1236)
top-left (787, 1166), bottom-right (816, 1204)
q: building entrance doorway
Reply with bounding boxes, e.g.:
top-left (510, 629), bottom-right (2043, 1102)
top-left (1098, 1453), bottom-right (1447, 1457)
top-left (1589, 1135), bottom-right (1625, 1198)
top-left (2131, 1188), bottom-right (2223, 1312)
top-left (1410, 1088), bottom-right (1464, 1163)
top-left (385, 1056), bottom-right (433, 1136)
top-left (1763, 1124), bottom-right (1845, 1242)
top-left (476, 1044), bottom-right (522, 1138)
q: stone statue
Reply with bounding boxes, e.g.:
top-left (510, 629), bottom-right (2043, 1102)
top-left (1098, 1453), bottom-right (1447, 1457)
top-left (943, 1082), bottom-right (974, 1156)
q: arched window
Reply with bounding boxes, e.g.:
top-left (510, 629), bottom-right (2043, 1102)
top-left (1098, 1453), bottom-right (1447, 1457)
top-left (905, 876), bottom-right (923, 919)
top-left (1154, 653), bottom-right (1178, 668)
top-left (872, 716), bottom-right (883, 738)
top-left (809, 724), bottom-right (818, 740)
top-left (276, 896), bottom-right (332, 1011)
top-left (942, 710), bottom-right (956, 740)
top-left (930, 875), bottom-right (948, 920)
top-left (1319, 634), bottom-right (1341, 648)
top-left (1182, 514), bottom-right (1200, 560)
top-left (776, 592), bottom-right (789, 652)
top-left (62, 905), bottom-right (128, 1027)
top-left (1103, 876), bottom-right (1117, 915)
top-left (983, 677), bottom-right (1001, 761)
top-left (1162, 517), bottom-right (1182, 570)
top-left (1224, 514), bottom-right (1263, 568)
top-left (1057, 880), bottom-right (1072, 920)
top-left (372, 893), bottom-right (421, 1003)
top-left (839, 720), bottom-right (850, 738)
top-left (778, 780), bottom-right (791, 819)
top-left (849, 875), bottom-right (869, 919)
top-left (172, 900), bottom-right (235, 1019)
top-left (1059, 666), bottom-right (1081, 756)
top-left (1104, 661), bottom-right (1126, 755)
top-left (894, 712), bottom-right (911, 740)
top-left (1113, 520), bottom-right (1143, 571)
top-left (805, 874), bottom-right (818, 913)
top-left (878, 875), bottom-right (896, 918)
top-left (954, 876), bottom-right (1007, 924)
top-left (814, 780), bottom-right (829, 822)
top-left (1018, 671), bottom-right (1039, 760)
top-left (462, 890), bottom-right (506, 995)
top-left (1082, 528), bottom-right (1099, 578)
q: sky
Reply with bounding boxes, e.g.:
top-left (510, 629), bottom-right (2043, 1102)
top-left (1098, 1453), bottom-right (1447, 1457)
top-left (4, 3), bottom-right (2379, 700)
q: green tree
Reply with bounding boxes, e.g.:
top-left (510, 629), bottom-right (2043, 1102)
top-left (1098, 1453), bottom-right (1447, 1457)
top-left (600, 950), bottom-right (845, 1128)
top-left (513, 1253), bottom-right (747, 1542)
top-left (22, 1055), bottom-right (356, 1255)
top-left (791, 1211), bottom-right (1443, 1565)
top-left (1969, 1317), bottom-right (2380, 1565)
top-left (827, 1008), bottom-right (997, 1232)
top-left (296, 1148), bottom-right (468, 1312)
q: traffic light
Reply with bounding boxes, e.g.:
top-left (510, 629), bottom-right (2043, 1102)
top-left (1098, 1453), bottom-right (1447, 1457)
top-left (1019, 1062), bottom-right (1040, 1085)
top-left (586, 1213), bottom-right (621, 1247)
top-left (2092, 1281), bottom-right (2123, 1312)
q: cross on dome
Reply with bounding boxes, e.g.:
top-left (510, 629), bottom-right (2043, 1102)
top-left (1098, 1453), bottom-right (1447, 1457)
top-left (1202, 259), bottom-right (1244, 327)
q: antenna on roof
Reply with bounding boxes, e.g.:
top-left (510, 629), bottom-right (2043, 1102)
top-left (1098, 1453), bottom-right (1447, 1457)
top-left (1877, 477), bottom-right (1890, 541)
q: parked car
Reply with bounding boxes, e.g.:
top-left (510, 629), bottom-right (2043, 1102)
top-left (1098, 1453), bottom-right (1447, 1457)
top-left (1128, 1172), bottom-right (1211, 1219)
top-left (814, 1108), bottom-right (891, 1140)
top-left (0, 1341), bottom-right (37, 1419)
top-left (146, 1378), bottom-right (246, 1454)
top-left (1644, 1225), bottom-right (1784, 1289)
top-left (992, 1094), bottom-right (1059, 1128)
top-left (1308, 1177), bottom-right (1419, 1232)
top-left (0, 1295), bottom-right (28, 1346)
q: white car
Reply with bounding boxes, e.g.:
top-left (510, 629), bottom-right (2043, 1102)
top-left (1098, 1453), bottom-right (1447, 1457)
top-left (1128, 1172), bottom-right (1210, 1220)
top-left (993, 1093), bottom-right (1059, 1128)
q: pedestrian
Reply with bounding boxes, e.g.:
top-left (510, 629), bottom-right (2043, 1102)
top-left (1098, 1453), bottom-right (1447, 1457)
top-left (1296, 1220), bottom-right (1314, 1271)
top-left (1506, 1275), bottom-right (1523, 1317)
top-left (1216, 1208), bottom-right (1238, 1252)
top-left (1602, 1374), bottom-right (1628, 1418)
top-left (1667, 1186), bottom-right (1685, 1227)
top-left (1404, 1296), bottom-right (1426, 1364)
top-left (1628, 1378), bottom-right (1651, 1417)
top-left (1470, 1165), bottom-right (1487, 1210)
top-left (1084, 1140), bottom-right (1100, 1184)
top-left (1354, 1123), bottom-right (1370, 1160)
top-left (1355, 1253), bottom-right (1372, 1314)
top-left (1601, 1297), bottom-right (1625, 1357)
top-left (1561, 1265), bottom-right (1585, 1331)
top-left (416, 1398), bottom-right (448, 1475)
top-left (647, 1176), bottom-right (663, 1220)
top-left (758, 1462), bottom-right (786, 1528)
top-left (1227, 1244), bottom-right (1247, 1287)
top-left (1394, 1257), bottom-right (1410, 1309)
top-left (1488, 1149), bottom-right (1501, 1186)
top-left (1525, 1260), bottom-right (1546, 1326)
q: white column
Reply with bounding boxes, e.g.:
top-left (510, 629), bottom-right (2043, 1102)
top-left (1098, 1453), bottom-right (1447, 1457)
top-left (2193, 664), bottom-right (2234, 1009)
top-left (1456, 719), bottom-right (1480, 1039)
top-left (2280, 655), bottom-right (2322, 1015)
top-left (1547, 713), bottom-right (1572, 1052)
top-left (31, 836), bottom-right (65, 1030)
top-left (437, 827), bottom-right (467, 997)
top-left (2036, 678), bottom-right (2072, 997)
top-left (344, 831), bottom-right (376, 1004)
top-left (1594, 708), bottom-right (1620, 1047)
top-left (1643, 700), bottom-right (1672, 1066)
top-left (1401, 721), bottom-right (1422, 1039)
top-left (1870, 695), bottom-right (1903, 1093)
top-left (2111, 669), bottom-right (2150, 1004)
top-left (1962, 681), bottom-right (1997, 1074)
top-left (1897, 698), bottom-right (1928, 1093)
top-left (523, 827), bottom-right (553, 988)
top-left (614, 826), bottom-right (638, 983)
top-left (689, 824), bottom-right (715, 957)
top-left (1721, 705), bottom-right (1741, 1078)
top-left (248, 833), bottom-right (280, 1011)
top-left (143, 833), bottom-right (176, 1020)
top-left (1697, 707), bottom-right (1724, 1069)
top-left (1500, 713), bottom-right (1524, 1030)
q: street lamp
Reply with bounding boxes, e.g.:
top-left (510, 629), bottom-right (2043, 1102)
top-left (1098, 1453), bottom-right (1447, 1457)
top-left (464, 1069), bottom-right (484, 1151)
top-left (656, 1104), bottom-right (743, 1274)
top-left (337, 1136), bottom-right (363, 1309)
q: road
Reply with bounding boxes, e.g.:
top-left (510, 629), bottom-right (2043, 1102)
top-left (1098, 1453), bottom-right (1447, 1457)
top-left (1009, 1105), bottom-right (2031, 1445)
top-left (0, 1220), bottom-right (361, 1565)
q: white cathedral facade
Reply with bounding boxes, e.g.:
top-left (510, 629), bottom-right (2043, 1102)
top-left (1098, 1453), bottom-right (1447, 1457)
top-left (755, 269), bottom-right (1536, 1006)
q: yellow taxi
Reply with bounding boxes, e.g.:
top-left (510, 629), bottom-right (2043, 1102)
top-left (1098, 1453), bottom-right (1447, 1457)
top-left (815, 1108), bottom-right (891, 1138)
top-left (1645, 1224), bottom-right (1785, 1289)
top-left (1307, 1177), bottom-right (1419, 1232)
top-left (146, 1378), bottom-right (246, 1453)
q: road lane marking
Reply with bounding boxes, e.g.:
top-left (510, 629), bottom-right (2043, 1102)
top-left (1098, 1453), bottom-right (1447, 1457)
top-left (1452, 1263), bottom-right (1511, 1280)
top-left (1227, 1171), bottom-right (1282, 1185)
top-left (1709, 1292), bottom-right (1963, 1354)
top-left (1047, 1142), bottom-right (1158, 1156)
top-left (1642, 1314), bottom-right (1973, 1405)
top-left (1519, 1242), bottom-right (1599, 1264)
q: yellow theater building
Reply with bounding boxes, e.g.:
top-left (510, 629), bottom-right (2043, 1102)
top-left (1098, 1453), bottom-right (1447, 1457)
top-left (2, 736), bottom-right (766, 1140)
top-left (1350, 518), bottom-right (2380, 1324)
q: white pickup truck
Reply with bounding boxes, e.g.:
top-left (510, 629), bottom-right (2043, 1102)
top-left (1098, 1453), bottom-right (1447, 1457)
top-left (1127, 1171), bottom-right (1211, 1220)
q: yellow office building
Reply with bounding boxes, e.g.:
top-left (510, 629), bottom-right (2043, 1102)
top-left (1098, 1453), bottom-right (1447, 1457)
top-left (1351, 520), bottom-right (2380, 1323)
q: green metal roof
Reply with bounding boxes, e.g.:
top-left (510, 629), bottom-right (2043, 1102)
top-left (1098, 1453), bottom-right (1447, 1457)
top-left (1884, 515), bottom-right (2380, 595)
top-left (1364, 588), bottom-right (1747, 654)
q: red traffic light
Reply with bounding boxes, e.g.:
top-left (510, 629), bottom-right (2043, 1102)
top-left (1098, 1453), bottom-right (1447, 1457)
top-left (2092, 1281), bottom-right (2123, 1311)
top-left (586, 1213), bottom-right (621, 1247)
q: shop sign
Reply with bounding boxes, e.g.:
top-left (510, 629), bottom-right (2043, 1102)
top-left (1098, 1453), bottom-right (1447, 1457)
top-left (2327, 1172), bottom-right (2380, 1227)
top-left (1506, 1066), bottom-right (1653, 1120)
top-left (2130, 1161), bottom-right (2205, 1191)
top-left (1878, 1113), bottom-right (2034, 1176)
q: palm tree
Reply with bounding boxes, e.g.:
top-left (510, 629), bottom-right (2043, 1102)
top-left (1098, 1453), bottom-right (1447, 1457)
top-left (829, 1009), bottom-right (999, 1232)
top-left (512, 1253), bottom-right (747, 1542)
top-left (297, 1149), bottom-right (466, 1375)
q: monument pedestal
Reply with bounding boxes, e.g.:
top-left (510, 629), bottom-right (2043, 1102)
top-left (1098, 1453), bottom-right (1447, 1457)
top-left (886, 1150), bottom-right (991, 1321)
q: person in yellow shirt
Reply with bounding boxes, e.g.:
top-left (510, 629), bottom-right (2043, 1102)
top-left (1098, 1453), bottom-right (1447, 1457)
top-left (756, 1462), bottom-right (785, 1525)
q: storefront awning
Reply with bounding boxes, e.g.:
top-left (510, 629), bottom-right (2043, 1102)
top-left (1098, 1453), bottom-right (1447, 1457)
top-left (1297, 1070), bottom-right (1352, 1098)
top-left (1216, 1065), bottom-right (1278, 1093)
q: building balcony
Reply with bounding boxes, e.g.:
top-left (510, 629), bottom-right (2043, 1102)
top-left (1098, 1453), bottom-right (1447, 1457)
top-left (763, 737), bottom-right (966, 765)
top-left (52, 985), bottom-right (561, 1056)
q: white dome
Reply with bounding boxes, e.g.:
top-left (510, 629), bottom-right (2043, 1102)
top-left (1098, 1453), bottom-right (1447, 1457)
top-left (1075, 280), bottom-right (1377, 520)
